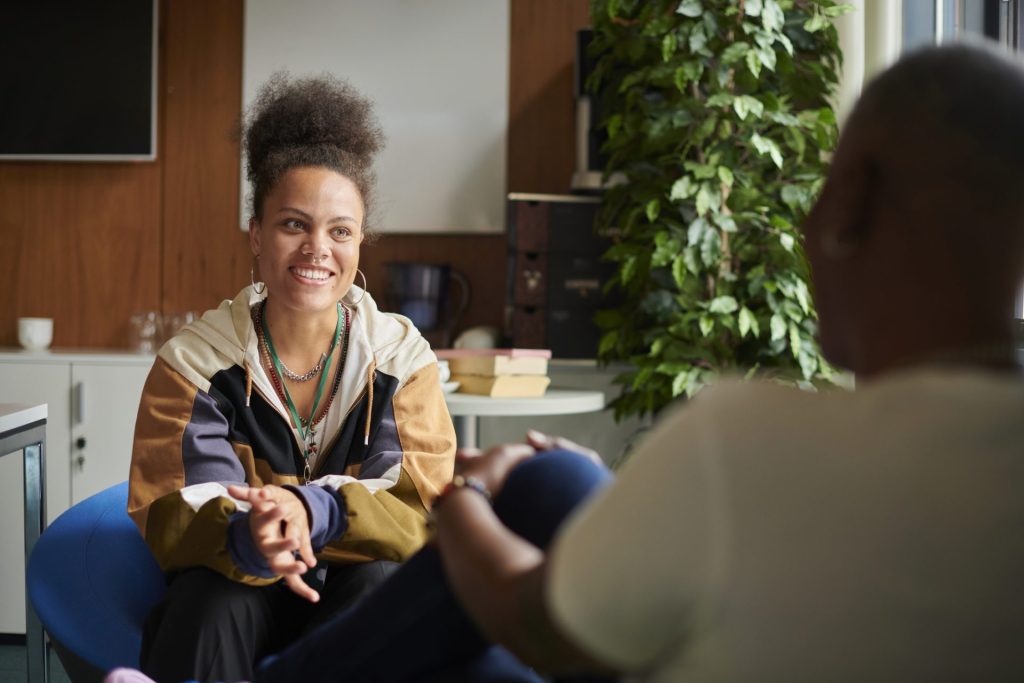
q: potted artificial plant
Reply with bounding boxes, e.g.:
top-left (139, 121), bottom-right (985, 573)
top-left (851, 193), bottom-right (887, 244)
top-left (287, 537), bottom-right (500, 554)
top-left (590, 0), bottom-right (851, 419)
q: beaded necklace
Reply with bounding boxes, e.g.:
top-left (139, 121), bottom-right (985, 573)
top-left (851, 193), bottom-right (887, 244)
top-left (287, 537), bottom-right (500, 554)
top-left (255, 300), bottom-right (351, 482)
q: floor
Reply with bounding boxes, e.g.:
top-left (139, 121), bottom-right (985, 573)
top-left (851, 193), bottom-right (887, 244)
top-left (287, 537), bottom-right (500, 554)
top-left (0, 644), bottom-right (72, 683)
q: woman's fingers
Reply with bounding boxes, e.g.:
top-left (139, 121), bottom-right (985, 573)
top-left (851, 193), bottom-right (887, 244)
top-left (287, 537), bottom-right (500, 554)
top-left (526, 429), bottom-right (603, 465)
top-left (283, 573), bottom-right (320, 603)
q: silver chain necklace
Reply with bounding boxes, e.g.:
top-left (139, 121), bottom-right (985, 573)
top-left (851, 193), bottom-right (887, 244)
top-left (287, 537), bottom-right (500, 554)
top-left (265, 301), bottom-right (343, 383)
top-left (277, 352), bottom-right (329, 382)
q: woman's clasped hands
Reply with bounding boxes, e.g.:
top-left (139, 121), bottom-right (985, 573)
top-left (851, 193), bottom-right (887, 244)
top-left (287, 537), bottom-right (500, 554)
top-left (226, 483), bottom-right (320, 603)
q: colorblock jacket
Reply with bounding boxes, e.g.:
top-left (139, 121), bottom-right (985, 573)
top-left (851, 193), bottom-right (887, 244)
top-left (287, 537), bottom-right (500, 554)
top-left (128, 285), bottom-right (456, 584)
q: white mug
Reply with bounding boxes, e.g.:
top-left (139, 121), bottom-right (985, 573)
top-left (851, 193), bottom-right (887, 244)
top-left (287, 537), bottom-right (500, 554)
top-left (18, 317), bottom-right (53, 351)
top-left (437, 359), bottom-right (451, 383)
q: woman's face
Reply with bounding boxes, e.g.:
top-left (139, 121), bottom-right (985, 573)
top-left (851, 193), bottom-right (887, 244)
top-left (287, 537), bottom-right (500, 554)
top-left (250, 166), bottom-right (365, 315)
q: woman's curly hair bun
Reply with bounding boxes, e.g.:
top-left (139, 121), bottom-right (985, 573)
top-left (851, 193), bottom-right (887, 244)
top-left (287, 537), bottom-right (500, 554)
top-left (243, 72), bottom-right (385, 230)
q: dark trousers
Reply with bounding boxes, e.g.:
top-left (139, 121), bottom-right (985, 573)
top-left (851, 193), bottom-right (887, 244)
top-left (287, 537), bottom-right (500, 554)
top-left (141, 555), bottom-right (398, 682)
top-left (255, 449), bottom-right (615, 683)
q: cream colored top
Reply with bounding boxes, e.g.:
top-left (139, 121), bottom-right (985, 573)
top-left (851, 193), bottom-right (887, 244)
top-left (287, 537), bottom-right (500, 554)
top-left (547, 368), bottom-right (1024, 682)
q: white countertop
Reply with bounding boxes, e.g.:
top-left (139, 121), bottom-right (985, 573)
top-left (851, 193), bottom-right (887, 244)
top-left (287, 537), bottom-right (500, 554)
top-left (0, 403), bottom-right (48, 433)
top-left (0, 349), bottom-right (156, 365)
top-left (444, 389), bottom-right (605, 417)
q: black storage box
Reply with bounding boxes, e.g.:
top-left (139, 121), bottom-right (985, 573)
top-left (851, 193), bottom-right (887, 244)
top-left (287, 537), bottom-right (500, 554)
top-left (505, 193), bottom-right (616, 358)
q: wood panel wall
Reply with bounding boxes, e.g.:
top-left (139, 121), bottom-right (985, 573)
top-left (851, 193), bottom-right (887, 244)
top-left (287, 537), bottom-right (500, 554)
top-left (0, 0), bottom-right (590, 349)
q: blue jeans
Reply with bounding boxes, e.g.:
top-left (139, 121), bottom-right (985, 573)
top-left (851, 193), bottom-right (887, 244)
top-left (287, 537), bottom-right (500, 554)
top-left (255, 449), bottom-right (615, 683)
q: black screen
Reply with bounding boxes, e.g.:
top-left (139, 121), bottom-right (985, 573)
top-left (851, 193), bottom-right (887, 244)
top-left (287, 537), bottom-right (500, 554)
top-left (0, 1), bottom-right (156, 159)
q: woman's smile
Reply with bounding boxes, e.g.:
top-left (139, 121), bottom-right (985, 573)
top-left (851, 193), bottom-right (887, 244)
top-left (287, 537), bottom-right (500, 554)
top-left (290, 265), bottom-right (334, 284)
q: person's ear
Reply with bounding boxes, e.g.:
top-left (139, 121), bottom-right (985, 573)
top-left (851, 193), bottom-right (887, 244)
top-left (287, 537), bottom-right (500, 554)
top-left (818, 157), bottom-right (878, 260)
top-left (249, 217), bottom-right (261, 257)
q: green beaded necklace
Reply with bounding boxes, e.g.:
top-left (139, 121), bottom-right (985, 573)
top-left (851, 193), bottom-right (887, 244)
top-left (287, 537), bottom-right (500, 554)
top-left (260, 301), bottom-right (343, 481)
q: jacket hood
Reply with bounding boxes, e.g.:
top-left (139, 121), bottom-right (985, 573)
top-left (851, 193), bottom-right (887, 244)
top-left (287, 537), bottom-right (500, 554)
top-left (159, 285), bottom-right (434, 393)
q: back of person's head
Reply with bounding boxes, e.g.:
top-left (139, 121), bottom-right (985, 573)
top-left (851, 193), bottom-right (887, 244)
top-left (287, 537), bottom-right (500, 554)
top-left (804, 42), bottom-right (1024, 374)
top-left (242, 73), bottom-right (384, 231)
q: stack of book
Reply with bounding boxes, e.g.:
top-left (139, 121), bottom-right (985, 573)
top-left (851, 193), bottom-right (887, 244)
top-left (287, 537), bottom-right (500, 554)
top-left (436, 348), bottom-right (552, 398)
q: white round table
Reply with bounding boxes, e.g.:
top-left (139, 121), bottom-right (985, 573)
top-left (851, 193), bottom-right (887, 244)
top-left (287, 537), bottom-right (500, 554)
top-left (444, 389), bottom-right (606, 448)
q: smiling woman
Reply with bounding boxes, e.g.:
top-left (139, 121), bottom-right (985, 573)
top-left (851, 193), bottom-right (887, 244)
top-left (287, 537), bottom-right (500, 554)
top-left (126, 75), bottom-right (457, 682)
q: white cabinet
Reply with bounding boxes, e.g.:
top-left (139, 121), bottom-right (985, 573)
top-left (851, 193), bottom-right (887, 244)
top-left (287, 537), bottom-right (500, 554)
top-left (0, 351), bottom-right (153, 634)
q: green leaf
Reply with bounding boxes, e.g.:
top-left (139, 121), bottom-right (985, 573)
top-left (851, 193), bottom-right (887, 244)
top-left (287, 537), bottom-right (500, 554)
top-left (662, 32), bottom-right (678, 62)
top-left (758, 46), bottom-right (777, 72)
top-left (621, 256), bottom-right (638, 285)
top-left (824, 3), bottom-right (856, 17)
top-left (715, 214), bottom-right (737, 232)
top-left (699, 315), bottom-right (714, 337)
top-left (732, 95), bottom-right (764, 120)
top-left (780, 232), bottom-right (795, 251)
top-left (696, 183), bottom-right (713, 216)
top-left (795, 278), bottom-right (811, 314)
top-left (717, 166), bottom-right (734, 186)
top-left (745, 0), bottom-right (763, 17)
top-left (804, 13), bottom-right (830, 33)
top-left (685, 161), bottom-right (718, 179)
top-left (687, 216), bottom-right (709, 246)
top-left (677, 0), bottom-right (703, 17)
top-left (782, 299), bottom-right (803, 322)
top-left (706, 92), bottom-right (733, 108)
top-left (770, 313), bottom-right (787, 341)
top-left (721, 41), bottom-right (750, 64)
top-left (684, 368), bottom-right (706, 398)
top-left (750, 133), bottom-right (783, 169)
top-left (780, 185), bottom-right (806, 210)
top-left (649, 337), bottom-right (667, 357)
top-left (741, 306), bottom-right (760, 338)
top-left (695, 114), bottom-right (718, 141)
top-left (777, 31), bottom-right (794, 55)
top-left (675, 61), bottom-right (704, 91)
top-left (645, 199), bottom-right (660, 222)
top-left (671, 371), bottom-right (689, 397)
top-left (798, 348), bottom-right (818, 379)
top-left (709, 295), bottom-right (738, 314)
top-left (788, 321), bottom-right (802, 358)
top-left (607, 114), bottom-right (622, 140)
top-left (598, 330), bottom-right (618, 356)
top-left (671, 176), bottom-right (696, 200)
top-left (746, 49), bottom-right (761, 78)
top-left (736, 306), bottom-right (751, 337)
top-left (700, 227), bottom-right (721, 266)
top-left (689, 24), bottom-right (708, 53)
top-left (683, 246), bottom-right (701, 275)
top-left (763, 0), bottom-right (784, 31)
top-left (672, 255), bottom-right (687, 288)
top-left (733, 96), bottom-right (750, 120)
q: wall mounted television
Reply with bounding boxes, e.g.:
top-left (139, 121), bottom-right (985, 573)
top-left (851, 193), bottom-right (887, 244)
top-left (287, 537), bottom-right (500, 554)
top-left (0, 0), bottom-right (158, 161)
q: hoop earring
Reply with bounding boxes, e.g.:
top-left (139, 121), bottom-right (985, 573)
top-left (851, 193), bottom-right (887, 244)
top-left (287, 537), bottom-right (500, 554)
top-left (251, 263), bottom-right (266, 294)
top-left (347, 269), bottom-right (367, 305)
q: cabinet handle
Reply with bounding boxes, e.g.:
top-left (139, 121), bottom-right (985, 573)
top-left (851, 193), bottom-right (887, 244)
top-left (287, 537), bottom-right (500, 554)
top-left (72, 381), bottom-right (85, 425)
top-left (75, 436), bottom-right (87, 450)
top-left (76, 455), bottom-right (85, 470)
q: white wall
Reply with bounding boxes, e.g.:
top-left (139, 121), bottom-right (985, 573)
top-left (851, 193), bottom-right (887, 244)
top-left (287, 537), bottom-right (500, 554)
top-left (242, 0), bottom-right (510, 234)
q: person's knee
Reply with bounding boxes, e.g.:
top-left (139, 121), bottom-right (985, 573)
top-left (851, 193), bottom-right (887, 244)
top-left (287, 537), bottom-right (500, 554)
top-left (494, 449), bottom-right (612, 549)
top-left (502, 448), bottom-right (611, 502)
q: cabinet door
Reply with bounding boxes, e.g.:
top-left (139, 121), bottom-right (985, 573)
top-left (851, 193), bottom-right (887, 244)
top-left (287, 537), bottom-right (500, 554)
top-left (0, 361), bottom-right (71, 634)
top-left (70, 362), bottom-right (152, 504)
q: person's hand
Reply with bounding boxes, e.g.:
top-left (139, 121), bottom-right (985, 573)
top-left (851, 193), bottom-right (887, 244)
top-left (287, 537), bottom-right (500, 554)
top-left (525, 429), bottom-right (604, 467)
top-left (227, 484), bottom-right (320, 603)
top-left (454, 443), bottom-right (536, 498)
